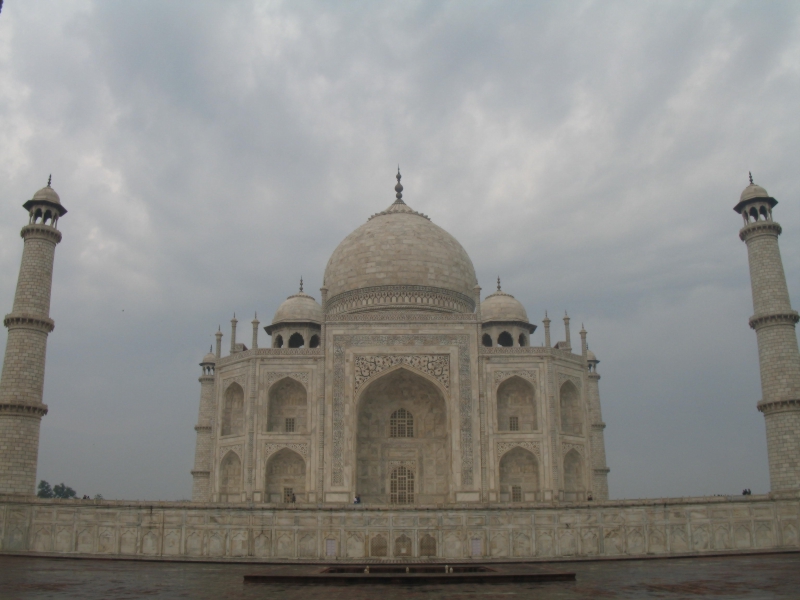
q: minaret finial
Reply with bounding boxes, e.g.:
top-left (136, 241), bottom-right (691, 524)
top-left (394, 167), bottom-right (404, 204)
top-left (749, 171), bottom-right (754, 185)
top-left (209, 345), bottom-right (212, 353)
top-left (497, 276), bottom-right (501, 291)
top-left (47, 174), bottom-right (52, 187)
top-left (299, 277), bottom-right (303, 293)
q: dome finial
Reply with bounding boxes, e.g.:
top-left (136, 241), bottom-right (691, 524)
top-left (394, 166), bottom-right (404, 204)
top-left (47, 174), bottom-right (52, 187)
top-left (749, 171), bottom-right (754, 185)
top-left (497, 276), bottom-right (501, 291)
top-left (299, 276), bottom-right (304, 293)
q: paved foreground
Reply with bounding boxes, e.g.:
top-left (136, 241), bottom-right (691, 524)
top-left (0, 552), bottom-right (798, 599)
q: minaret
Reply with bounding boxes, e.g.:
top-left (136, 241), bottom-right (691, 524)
top-left (586, 347), bottom-right (610, 499)
top-left (0, 179), bottom-right (67, 495)
top-left (191, 347), bottom-right (216, 501)
top-left (543, 312), bottom-right (551, 348)
top-left (735, 175), bottom-right (800, 491)
top-left (563, 312), bottom-right (572, 352)
top-left (251, 313), bottom-right (259, 349)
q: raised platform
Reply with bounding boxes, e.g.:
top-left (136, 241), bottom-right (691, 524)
top-left (1, 492), bottom-right (798, 562)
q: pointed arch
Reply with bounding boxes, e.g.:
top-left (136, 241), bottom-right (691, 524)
top-left (497, 331), bottom-right (513, 347)
top-left (267, 377), bottom-right (307, 433)
top-left (221, 382), bottom-right (244, 436)
top-left (559, 380), bottom-right (583, 435)
top-left (355, 362), bottom-right (449, 405)
top-left (497, 376), bottom-right (536, 432)
top-left (265, 448), bottom-right (306, 503)
top-left (499, 446), bottom-right (539, 502)
top-left (288, 332), bottom-right (304, 348)
top-left (219, 451), bottom-right (242, 499)
top-left (356, 367), bottom-right (449, 504)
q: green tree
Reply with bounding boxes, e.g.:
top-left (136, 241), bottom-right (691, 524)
top-left (37, 480), bottom-right (54, 498)
top-left (52, 483), bottom-right (76, 499)
top-left (94, 494), bottom-right (103, 500)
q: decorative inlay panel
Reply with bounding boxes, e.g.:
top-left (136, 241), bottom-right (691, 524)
top-left (264, 372), bottom-right (309, 389)
top-left (557, 373), bottom-right (582, 390)
top-left (265, 443), bottom-right (309, 459)
top-left (496, 441), bottom-right (541, 458)
top-left (354, 355), bottom-right (450, 393)
top-left (388, 460), bottom-right (417, 472)
top-left (493, 370), bottom-right (537, 386)
top-left (219, 444), bottom-right (243, 460)
top-left (222, 374), bottom-right (248, 391)
top-left (328, 311), bottom-right (478, 322)
top-left (326, 285), bottom-right (475, 316)
top-left (332, 334), bottom-right (473, 486)
top-left (562, 442), bottom-right (584, 457)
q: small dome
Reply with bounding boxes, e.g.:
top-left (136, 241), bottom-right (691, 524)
top-left (481, 288), bottom-right (529, 324)
top-left (586, 349), bottom-right (598, 362)
top-left (740, 183), bottom-right (770, 203)
top-left (32, 184), bottom-right (61, 205)
top-left (272, 291), bottom-right (323, 325)
top-left (201, 352), bottom-right (216, 364)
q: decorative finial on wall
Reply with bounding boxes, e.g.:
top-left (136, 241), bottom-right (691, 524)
top-left (749, 171), bottom-right (754, 185)
top-left (47, 174), bottom-right (52, 187)
top-left (394, 167), bottom-right (404, 203)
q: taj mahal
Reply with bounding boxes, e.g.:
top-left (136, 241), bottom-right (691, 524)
top-left (0, 171), bottom-right (798, 561)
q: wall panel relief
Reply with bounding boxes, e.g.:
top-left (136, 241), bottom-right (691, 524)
top-left (354, 355), bottom-right (450, 393)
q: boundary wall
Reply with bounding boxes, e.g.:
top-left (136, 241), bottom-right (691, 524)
top-left (1, 493), bottom-right (798, 562)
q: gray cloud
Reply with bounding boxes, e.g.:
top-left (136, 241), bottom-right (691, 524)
top-left (0, 0), bottom-right (798, 499)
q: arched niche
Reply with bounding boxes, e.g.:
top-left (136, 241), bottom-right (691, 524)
top-left (497, 331), bottom-right (513, 347)
top-left (499, 447), bottom-right (539, 502)
top-left (219, 451), bottom-right (242, 501)
top-left (496, 376), bottom-right (536, 432)
top-left (288, 332), bottom-right (304, 348)
top-left (265, 448), bottom-right (306, 503)
top-left (221, 383), bottom-right (244, 436)
top-left (267, 377), bottom-right (307, 433)
top-left (559, 380), bottom-right (583, 435)
top-left (356, 367), bottom-right (449, 504)
top-left (563, 449), bottom-right (584, 501)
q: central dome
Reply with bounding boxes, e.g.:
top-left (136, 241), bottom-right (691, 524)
top-left (323, 182), bottom-right (477, 315)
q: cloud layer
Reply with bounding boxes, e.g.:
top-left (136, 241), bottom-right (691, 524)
top-left (1, 1), bottom-right (799, 499)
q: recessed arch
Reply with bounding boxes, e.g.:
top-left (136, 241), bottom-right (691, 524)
top-left (288, 332), bottom-right (304, 348)
top-left (499, 446), bottom-right (539, 502)
top-left (265, 448), bottom-right (306, 503)
top-left (267, 377), bottom-right (307, 433)
top-left (356, 367), bottom-right (449, 504)
top-left (274, 335), bottom-right (284, 348)
top-left (563, 449), bottom-right (584, 500)
top-left (497, 331), bottom-right (513, 347)
top-left (309, 334), bottom-right (320, 348)
top-left (559, 380), bottom-right (583, 435)
top-left (497, 376), bottom-right (536, 432)
top-left (221, 382), bottom-right (244, 436)
top-left (518, 333), bottom-right (527, 347)
top-left (219, 451), bottom-right (242, 500)
top-left (482, 333), bottom-right (492, 347)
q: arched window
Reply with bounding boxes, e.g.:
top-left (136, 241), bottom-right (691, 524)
top-left (482, 333), bottom-right (492, 347)
top-left (559, 381), bottom-right (583, 435)
top-left (390, 408), bottom-right (413, 438)
top-left (497, 376), bottom-right (537, 431)
top-left (420, 534), bottom-right (437, 557)
top-left (274, 335), bottom-right (284, 348)
top-left (518, 333), bottom-right (527, 347)
top-left (43, 210), bottom-right (52, 225)
top-left (394, 534), bottom-right (412, 557)
top-left (265, 448), bottom-right (306, 503)
top-left (221, 383), bottom-right (244, 436)
top-left (499, 447), bottom-right (539, 502)
top-left (390, 466), bottom-right (414, 504)
top-left (309, 334), bottom-right (320, 348)
top-left (34, 208), bottom-right (42, 223)
top-left (370, 534), bottom-right (388, 557)
top-left (219, 452), bottom-right (242, 498)
top-left (288, 333), bottom-right (304, 348)
top-left (498, 331), bottom-right (513, 347)
top-left (268, 378), bottom-right (307, 433)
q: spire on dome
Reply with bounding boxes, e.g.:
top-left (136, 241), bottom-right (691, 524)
top-left (47, 174), bottom-right (52, 187)
top-left (497, 276), bottom-right (501, 291)
top-left (749, 171), bottom-right (754, 185)
top-left (300, 277), bottom-right (304, 293)
top-left (394, 167), bottom-right (404, 204)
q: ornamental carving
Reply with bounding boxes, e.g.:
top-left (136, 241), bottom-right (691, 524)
top-left (327, 311), bottom-right (478, 323)
top-left (326, 285), bottom-right (475, 316)
top-left (219, 444), bottom-right (243, 460)
top-left (497, 441), bottom-right (541, 458)
top-left (264, 371), bottom-right (309, 389)
top-left (354, 355), bottom-right (450, 393)
top-left (265, 443), bottom-right (309, 459)
top-left (557, 373), bottom-right (582, 390)
top-left (494, 370), bottom-right (537, 386)
top-left (388, 460), bottom-right (417, 472)
top-left (562, 442), bottom-right (584, 457)
top-left (332, 334), bottom-right (473, 486)
top-left (222, 374), bottom-right (248, 392)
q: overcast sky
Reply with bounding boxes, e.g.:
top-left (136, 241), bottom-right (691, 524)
top-left (1, 1), bottom-right (799, 501)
